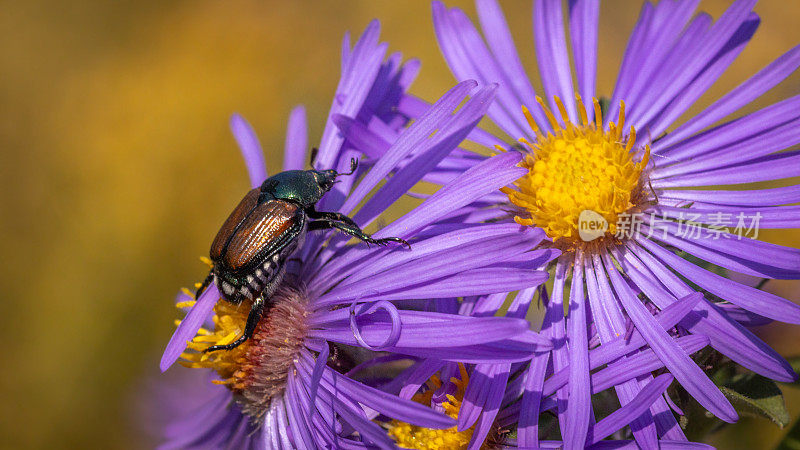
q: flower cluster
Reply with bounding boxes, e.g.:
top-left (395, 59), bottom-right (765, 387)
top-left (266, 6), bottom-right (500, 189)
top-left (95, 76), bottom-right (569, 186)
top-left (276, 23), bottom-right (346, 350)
top-left (157, 1), bottom-right (800, 449)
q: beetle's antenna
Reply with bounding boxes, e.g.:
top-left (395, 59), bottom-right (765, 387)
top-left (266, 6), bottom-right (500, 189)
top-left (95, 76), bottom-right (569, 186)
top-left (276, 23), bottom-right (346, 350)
top-left (338, 158), bottom-right (359, 177)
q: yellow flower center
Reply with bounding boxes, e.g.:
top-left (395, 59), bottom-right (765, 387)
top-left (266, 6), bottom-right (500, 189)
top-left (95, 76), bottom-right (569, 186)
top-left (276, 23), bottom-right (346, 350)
top-left (501, 96), bottom-right (650, 249)
top-left (177, 294), bottom-right (253, 385)
top-left (176, 276), bottom-right (309, 420)
top-left (387, 364), bottom-right (478, 449)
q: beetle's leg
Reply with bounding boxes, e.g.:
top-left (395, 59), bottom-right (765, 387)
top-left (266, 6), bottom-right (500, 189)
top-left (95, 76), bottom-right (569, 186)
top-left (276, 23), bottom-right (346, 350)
top-left (307, 208), bottom-right (365, 231)
top-left (203, 294), bottom-right (266, 353)
top-left (195, 271), bottom-right (214, 299)
top-left (339, 158), bottom-right (358, 176)
top-left (308, 218), bottom-right (410, 249)
top-left (306, 206), bottom-right (342, 221)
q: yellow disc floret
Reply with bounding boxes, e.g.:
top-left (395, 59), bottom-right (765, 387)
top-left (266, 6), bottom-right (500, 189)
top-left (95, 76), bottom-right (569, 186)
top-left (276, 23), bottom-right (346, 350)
top-left (178, 295), bottom-right (252, 387)
top-left (175, 277), bottom-right (310, 420)
top-left (387, 364), bottom-right (480, 450)
top-left (502, 96), bottom-right (650, 249)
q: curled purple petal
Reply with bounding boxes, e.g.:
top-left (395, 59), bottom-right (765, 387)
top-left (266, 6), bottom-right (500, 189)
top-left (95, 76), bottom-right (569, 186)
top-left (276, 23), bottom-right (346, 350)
top-left (349, 300), bottom-right (401, 351)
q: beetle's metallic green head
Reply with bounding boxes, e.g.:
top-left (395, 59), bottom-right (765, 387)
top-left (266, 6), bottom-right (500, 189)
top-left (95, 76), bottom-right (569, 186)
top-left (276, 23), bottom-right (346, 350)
top-left (261, 158), bottom-right (358, 208)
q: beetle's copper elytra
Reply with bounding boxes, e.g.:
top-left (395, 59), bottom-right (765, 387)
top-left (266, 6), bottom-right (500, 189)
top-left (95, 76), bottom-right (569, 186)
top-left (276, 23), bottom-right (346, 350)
top-left (194, 158), bottom-right (410, 353)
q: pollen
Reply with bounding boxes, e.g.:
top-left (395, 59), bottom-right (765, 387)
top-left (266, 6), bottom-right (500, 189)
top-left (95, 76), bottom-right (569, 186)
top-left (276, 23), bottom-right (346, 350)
top-left (178, 299), bottom-right (254, 384)
top-left (387, 364), bottom-right (479, 450)
top-left (177, 279), bottom-right (309, 420)
top-left (501, 96), bottom-right (650, 249)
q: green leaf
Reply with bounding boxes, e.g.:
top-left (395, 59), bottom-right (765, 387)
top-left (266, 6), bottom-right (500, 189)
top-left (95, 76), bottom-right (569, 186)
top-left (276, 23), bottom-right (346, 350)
top-left (720, 372), bottom-right (790, 427)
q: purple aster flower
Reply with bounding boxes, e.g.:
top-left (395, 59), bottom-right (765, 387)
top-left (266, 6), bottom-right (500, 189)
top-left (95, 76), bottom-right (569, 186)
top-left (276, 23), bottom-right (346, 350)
top-left (158, 21), bottom-right (552, 449)
top-left (333, 0), bottom-right (800, 447)
top-left (371, 241), bottom-right (557, 447)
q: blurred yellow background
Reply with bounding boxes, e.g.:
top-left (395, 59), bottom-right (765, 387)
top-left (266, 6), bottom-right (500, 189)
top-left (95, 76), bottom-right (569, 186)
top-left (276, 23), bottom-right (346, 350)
top-left (0, 0), bottom-right (798, 448)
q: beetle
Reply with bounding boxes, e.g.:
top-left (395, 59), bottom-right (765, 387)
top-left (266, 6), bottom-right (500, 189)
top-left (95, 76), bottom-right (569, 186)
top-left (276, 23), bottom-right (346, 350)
top-left (194, 158), bottom-right (409, 353)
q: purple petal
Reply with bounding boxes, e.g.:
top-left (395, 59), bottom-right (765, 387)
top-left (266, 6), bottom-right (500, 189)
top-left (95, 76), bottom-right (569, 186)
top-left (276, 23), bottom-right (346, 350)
top-left (625, 11), bottom-right (711, 127)
top-left (447, 7), bottom-right (535, 137)
top-left (585, 254), bottom-right (627, 340)
top-left (564, 259), bottom-right (591, 450)
top-left (451, 5), bottom-right (534, 134)
top-left (314, 310), bottom-right (531, 349)
top-left (378, 151), bottom-right (526, 239)
top-left (629, 0), bottom-right (757, 128)
top-left (471, 292), bottom-right (512, 318)
top-left (319, 233), bottom-right (539, 304)
top-left (543, 292), bottom-right (703, 394)
top-left (591, 336), bottom-right (709, 394)
top-left (283, 106), bottom-right (308, 171)
top-left (350, 85), bottom-right (498, 229)
top-left (717, 303), bottom-right (773, 327)
top-left (230, 113), bottom-right (266, 188)
top-left (329, 267), bottom-right (547, 303)
top-left (641, 220), bottom-right (800, 279)
top-left (261, 407), bottom-right (280, 450)
top-left (607, 1), bottom-right (656, 124)
top-left (608, 0), bottom-right (699, 124)
top-left (467, 364), bottom-right (511, 450)
top-left (349, 300), bottom-right (401, 351)
top-left (272, 398), bottom-right (293, 449)
top-left (651, 204), bottom-right (800, 230)
top-left (160, 284), bottom-right (219, 372)
top-left (643, 14), bottom-right (759, 136)
top-left (162, 384), bottom-right (231, 440)
top-left (356, 52), bottom-right (415, 127)
top-left (549, 259), bottom-right (571, 439)
top-left (621, 242), bottom-right (796, 382)
top-left (603, 253), bottom-right (737, 422)
top-left (590, 374), bottom-right (675, 444)
top-left (635, 236), bottom-right (800, 323)
top-left (585, 254), bottom-right (658, 447)
top-left (653, 149), bottom-right (800, 188)
top-left (537, 441), bottom-right (713, 450)
top-left (316, 20), bottom-right (385, 171)
top-left (518, 351), bottom-right (549, 447)
top-left (284, 376), bottom-right (316, 449)
top-left (475, 0), bottom-right (545, 126)
top-left (311, 223), bottom-right (537, 296)
top-left (293, 359), bottom-right (377, 447)
top-left (395, 94), bottom-right (508, 148)
top-left (431, 1), bottom-right (527, 139)
top-left (300, 354), bottom-right (456, 430)
top-left (332, 114), bottom-right (390, 160)
top-left (315, 386), bottom-right (395, 448)
top-left (659, 185), bottom-right (800, 207)
top-left (308, 341), bottom-right (329, 412)
top-left (458, 363), bottom-right (496, 431)
top-left (658, 44), bottom-right (800, 149)
top-left (339, 79), bottom-right (478, 215)
top-left (654, 94), bottom-right (800, 163)
top-left (568, 0), bottom-right (599, 111)
top-left (506, 287), bottom-right (538, 320)
top-left (398, 359), bottom-right (444, 399)
top-left (533, 0), bottom-right (577, 122)
top-left (653, 116), bottom-right (800, 179)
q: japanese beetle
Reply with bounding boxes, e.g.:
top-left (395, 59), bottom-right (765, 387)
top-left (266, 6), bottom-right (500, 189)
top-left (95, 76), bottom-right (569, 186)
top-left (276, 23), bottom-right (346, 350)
top-left (195, 158), bottom-right (409, 353)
